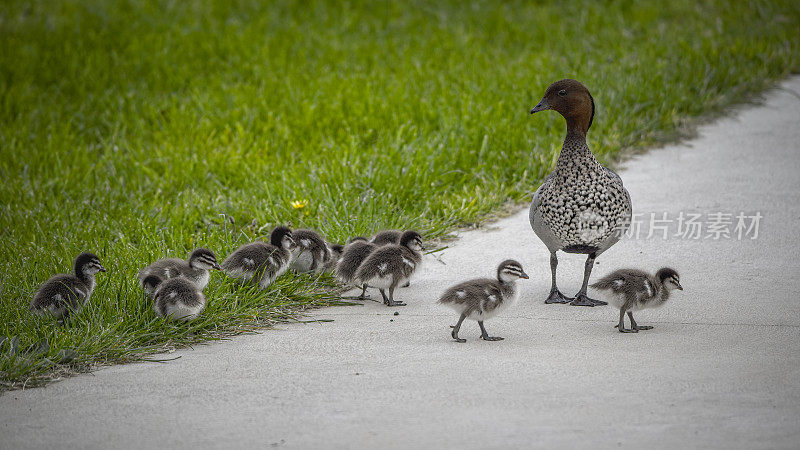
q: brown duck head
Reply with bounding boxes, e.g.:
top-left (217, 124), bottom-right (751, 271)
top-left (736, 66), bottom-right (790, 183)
top-left (531, 79), bottom-right (595, 136)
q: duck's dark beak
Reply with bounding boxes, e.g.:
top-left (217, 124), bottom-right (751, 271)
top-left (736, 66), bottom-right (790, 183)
top-left (677, 284), bottom-right (683, 291)
top-left (99, 266), bottom-right (107, 273)
top-left (212, 262), bottom-right (222, 271)
top-left (520, 271), bottom-right (530, 279)
top-left (531, 98), bottom-right (549, 114)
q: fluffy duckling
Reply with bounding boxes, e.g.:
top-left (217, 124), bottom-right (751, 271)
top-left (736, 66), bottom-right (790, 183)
top-left (138, 248), bottom-right (221, 290)
top-left (438, 260), bottom-right (529, 342)
top-left (150, 276), bottom-right (207, 321)
top-left (222, 226), bottom-right (295, 289)
top-left (289, 229), bottom-right (331, 274)
top-left (31, 252), bottom-right (107, 320)
top-left (529, 79), bottom-right (632, 306)
top-left (141, 274), bottom-right (163, 298)
top-left (355, 231), bottom-right (424, 307)
top-left (335, 237), bottom-right (375, 299)
top-left (323, 243), bottom-right (345, 272)
top-left (370, 230), bottom-right (402, 246)
top-left (591, 268), bottom-right (683, 333)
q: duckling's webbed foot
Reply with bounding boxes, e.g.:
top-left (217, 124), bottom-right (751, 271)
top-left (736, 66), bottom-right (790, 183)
top-left (383, 287), bottom-right (406, 307)
top-left (478, 321), bottom-right (504, 341)
top-left (451, 314), bottom-right (467, 343)
top-left (628, 312), bottom-right (652, 330)
top-left (342, 285), bottom-right (371, 300)
top-left (570, 293), bottom-right (606, 307)
top-left (545, 289), bottom-right (572, 304)
top-left (618, 326), bottom-right (638, 333)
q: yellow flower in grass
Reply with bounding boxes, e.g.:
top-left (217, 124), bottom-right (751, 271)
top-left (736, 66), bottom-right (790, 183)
top-left (291, 199), bottom-right (308, 210)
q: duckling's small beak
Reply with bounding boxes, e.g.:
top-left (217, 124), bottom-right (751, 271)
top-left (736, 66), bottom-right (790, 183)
top-left (677, 284), bottom-right (683, 291)
top-left (519, 271), bottom-right (530, 279)
top-left (99, 266), bottom-right (107, 273)
top-left (212, 262), bottom-right (222, 271)
top-left (531, 98), bottom-right (550, 114)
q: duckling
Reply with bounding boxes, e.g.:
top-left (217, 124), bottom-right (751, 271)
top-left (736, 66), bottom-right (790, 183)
top-left (370, 230), bottom-right (402, 246)
top-left (591, 268), bottom-right (683, 333)
top-left (141, 274), bottom-right (163, 298)
top-left (335, 237), bottom-right (375, 300)
top-left (529, 79), bottom-right (632, 307)
top-left (355, 231), bottom-right (424, 307)
top-left (30, 252), bottom-right (107, 320)
top-left (372, 230), bottom-right (416, 287)
top-left (221, 226), bottom-right (295, 289)
top-left (438, 260), bottom-right (529, 342)
top-left (323, 243), bottom-right (345, 272)
top-left (151, 276), bottom-right (207, 321)
top-left (289, 229), bottom-right (330, 274)
top-left (138, 248), bottom-right (221, 291)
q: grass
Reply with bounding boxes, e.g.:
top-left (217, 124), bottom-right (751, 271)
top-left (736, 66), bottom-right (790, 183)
top-left (1, 0), bottom-right (799, 389)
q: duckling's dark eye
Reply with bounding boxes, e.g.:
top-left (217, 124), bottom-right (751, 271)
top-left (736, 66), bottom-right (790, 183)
top-left (558, 89), bottom-right (567, 97)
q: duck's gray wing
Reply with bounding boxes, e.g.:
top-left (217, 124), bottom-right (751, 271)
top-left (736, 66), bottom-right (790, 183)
top-left (528, 172), bottom-right (562, 252)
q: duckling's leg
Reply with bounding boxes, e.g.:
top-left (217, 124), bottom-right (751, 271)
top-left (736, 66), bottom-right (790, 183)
top-left (342, 284), bottom-right (371, 300)
top-left (545, 252), bottom-right (571, 304)
top-left (616, 306), bottom-right (637, 333)
top-left (450, 314), bottom-right (467, 343)
top-left (628, 312), bottom-right (653, 330)
top-left (478, 321), bottom-right (504, 341)
top-left (571, 253), bottom-right (607, 307)
top-left (379, 289), bottom-right (390, 305)
top-left (385, 285), bottom-right (406, 307)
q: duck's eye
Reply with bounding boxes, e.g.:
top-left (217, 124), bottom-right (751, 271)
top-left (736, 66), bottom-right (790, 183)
top-left (558, 89), bottom-right (567, 97)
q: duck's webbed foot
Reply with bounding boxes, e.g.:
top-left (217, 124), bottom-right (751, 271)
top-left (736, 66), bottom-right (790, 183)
top-left (570, 293), bottom-right (607, 307)
top-left (386, 300), bottom-right (406, 307)
top-left (544, 289), bottom-right (572, 304)
top-left (617, 326), bottom-right (639, 333)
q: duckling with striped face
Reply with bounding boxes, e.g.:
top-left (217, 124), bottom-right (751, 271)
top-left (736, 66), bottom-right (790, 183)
top-left (138, 248), bottom-right (221, 291)
top-left (222, 226), bottom-right (296, 289)
top-left (529, 79), bottom-right (632, 307)
top-left (591, 267), bottom-right (683, 333)
top-left (354, 231), bottom-right (424, 307)
top-left (31, 252), bottom-right (107, 320)
top-left (149, 276), bottom-right (207, 321)
top-left (289, 229), bottom-right (330, 274)
top-left (335, 237), bottom-right (375, 300)
top-left (439, 260), bottom-right (529, 342)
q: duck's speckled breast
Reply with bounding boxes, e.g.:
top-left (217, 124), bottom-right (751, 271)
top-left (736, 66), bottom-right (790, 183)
top-left (536, 145), bottom-right (631, 249)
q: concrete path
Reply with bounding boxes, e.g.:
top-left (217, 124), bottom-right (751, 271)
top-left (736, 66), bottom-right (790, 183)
top-left (3, 78), bottom-right (800, 449)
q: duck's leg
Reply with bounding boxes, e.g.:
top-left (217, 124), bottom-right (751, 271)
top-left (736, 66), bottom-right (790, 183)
top-left (545, 252), bottom-right (571, 304)
top-left (571, 252), bottom-right (607, 307)
top-left (616, 307), bottom-right (637, 333)
top-left (450, 314), bottom-right (467, 343)
top-left (628, 312), bottom-right (653, 330)
top-left (478, 321), bottom-right (504, 341)
top-left (385, 285), bottom-right (406, 307)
